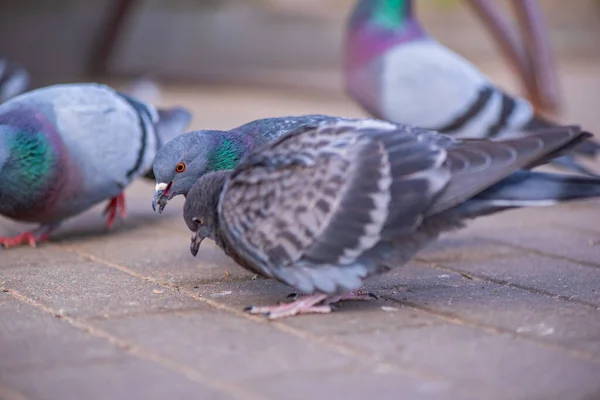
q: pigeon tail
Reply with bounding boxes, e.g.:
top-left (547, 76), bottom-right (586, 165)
top-left (457, 170), bottom-right (600, 218)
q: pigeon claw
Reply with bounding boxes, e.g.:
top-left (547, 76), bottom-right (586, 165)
top-left (0, 231), bottom-right (50, 249)
top-left (104, 193), bottom-right (127, 230)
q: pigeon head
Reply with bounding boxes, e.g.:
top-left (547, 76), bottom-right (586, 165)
top-left (152, 130), bottom-right (223, 213)
top-left (152, 130), bottom-right (247, 213)
top-left (183, 170), bottom-right (230, 256)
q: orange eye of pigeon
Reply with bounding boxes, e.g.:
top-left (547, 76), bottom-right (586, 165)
top-left (175, 162), bottom-right (186, 173)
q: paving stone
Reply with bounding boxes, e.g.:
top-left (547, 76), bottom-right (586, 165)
top-left (417, 237), bottom-right (527, 263)
top-left (451, 206), bottom-right (600, 266)
top-left (1, 258), bottom-right (201, 319)
top-left (1, 357), bottom-right (231, 400)
top-left (91, 306), bottom-right (369, 382)
top-left (327, 323), bottom-right (600, 400)
top-left (242, 366), bottom-right (471, 400)
top-left (477, 226), bottom-right (600, 266)
top-left (544, 201), bottom-right (600, 234)
top-left (0, 295), bottom-right (125, 374)
top-left (375, 264), bottom-right (600, 357)
top-left (67, 232), bottom-right (255, 286)
top-left (1, 245), bottom-right (82, 269)
top-left (441, 254), bottom-right (600, 306)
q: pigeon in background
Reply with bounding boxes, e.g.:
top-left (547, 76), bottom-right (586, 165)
top-left (151, 114), bottom-right (340, 213)
top-left (343, 0), bottom-right (600, 177)
top-left (0, 57), bottom-right (30, 103)
top-left (124, 75), bottom-right (163, 105)
top-left (0, 83), bottom-right (191, 248)
top-left (182, 119), bottom-right (600, 319)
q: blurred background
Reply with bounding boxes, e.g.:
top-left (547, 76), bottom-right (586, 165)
top-left (1, 0), bottom-right (599, 131)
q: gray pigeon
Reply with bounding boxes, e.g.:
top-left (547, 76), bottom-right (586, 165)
top-left (151, 114), bottom-right (340, 213)
top-left (0, 83), bottom-right (191, 248)
top-left (0, 56), bottom-right (30, 103)
top-left (344, 0), bottom-right (600, 177)
top-left (182, 119), bottom-right (600, 319)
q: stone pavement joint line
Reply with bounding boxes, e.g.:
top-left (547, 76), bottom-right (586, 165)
top-left (3, 288), bottom-right (269, 400)
top-left (483, 238), bottom-right (600, 270)
top-left (414, 258), bottom-right (600, 310)
top-left (57, 245), bottom-right (455, 385)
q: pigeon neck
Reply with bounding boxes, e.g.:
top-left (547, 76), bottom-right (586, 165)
top-left (350, 0), bottom-right (414, 31)
top-left (346, 0), bottom-right (425, 68)
top-left (207, 133), bottom-right (250, 172)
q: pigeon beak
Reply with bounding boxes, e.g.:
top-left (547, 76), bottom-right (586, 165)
top-left (152, 182), bottom-right (172, 213)
top-left (190, 231), bottom-right (204, 257)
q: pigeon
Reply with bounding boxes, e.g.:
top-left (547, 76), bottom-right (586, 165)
top-left (151, 114), bottom-right (341, 213)
top-left (0, 57), bottom-right (30, 103)
top-left (343, 0), bottom-right (600, 177)
top-left (182, 119), bottom-right (600, 319)
top-left (0, 83), bottom-right (192, 248)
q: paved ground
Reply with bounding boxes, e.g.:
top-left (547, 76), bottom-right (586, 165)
top-left (1, 63), bottom-right (600, 400)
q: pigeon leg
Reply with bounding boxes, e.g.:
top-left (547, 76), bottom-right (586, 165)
top-left (103, 192), bottom-right (127, 229)
top-left (286, 287), bottom-right (378, 303)
top-left (323, 288), bottom-right (378, 304)
top-left (0, 224), bottom-right (58, 248)
top-left (245, 294), bottom-right (331, 320)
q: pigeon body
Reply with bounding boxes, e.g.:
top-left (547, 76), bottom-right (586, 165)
top-left (151, 114), bottom-right (341, 212)
top-left (344, 0), bottom-right (600, 175)
top-left (0, 83), bottom-right (191, 247)
top-left (0, 57), bottom-right (30, 103)
top-left (183, 119), bottom-right (600, 319)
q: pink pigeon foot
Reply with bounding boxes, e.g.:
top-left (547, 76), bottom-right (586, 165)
top-left (104, 193), bottom-right (127, 229)
top-left (0, 224), bottom-right (57, 249)
top-left (244, 294), bottom-right (331, 320)
top-left (245, 288), bottom-right (378, 320)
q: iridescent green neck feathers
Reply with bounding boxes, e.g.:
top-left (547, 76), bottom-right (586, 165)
top-left (207, 137), bottom-right (247, 172)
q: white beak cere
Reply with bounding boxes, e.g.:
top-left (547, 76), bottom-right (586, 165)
top-left (155, 182), bottom-right (169, 191)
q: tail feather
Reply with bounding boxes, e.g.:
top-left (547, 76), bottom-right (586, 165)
top-left (548, 154), bottom-right (600, 179)
top-left (457, 170), bottom-right (600, 218)
top-left (523, 116), bottom-right (600, 175)
top-left (570, 139), bottom-right (600, 158)
top-left (0, 58), bottom-right (30, 102)
top-left (142, 106), bottom-right (192, 181)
